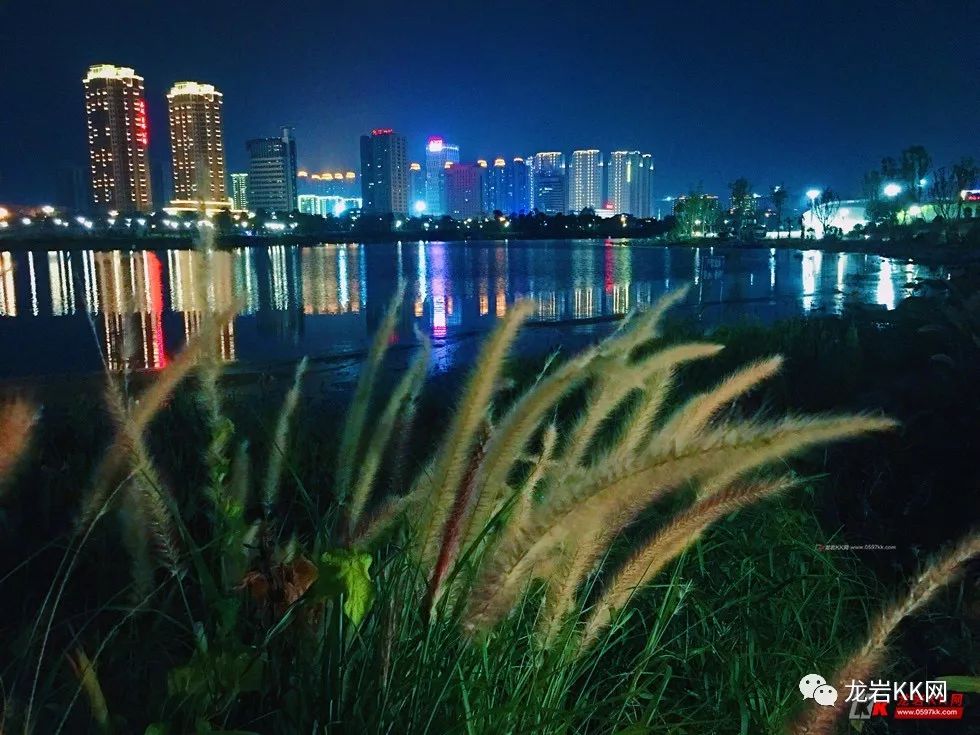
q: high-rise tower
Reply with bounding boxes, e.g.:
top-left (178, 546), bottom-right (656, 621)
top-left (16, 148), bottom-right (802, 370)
top-left (82, 64), bottom-right (152, 212)
top-left (359, 128), bottom-right (408, 216)
top-left (167, 81), bottom-right (228, 208)
top-left (569, 149), bottom-right (603, 212)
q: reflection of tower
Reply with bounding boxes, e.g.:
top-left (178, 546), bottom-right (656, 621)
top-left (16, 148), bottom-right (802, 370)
top-left (0, 252), bottom-right (16, 316)
top-left (168, 250), bottom-right (238, 361)
top-left (256, 245), bottom-right (303, 341)
top-left (494, 245), bottom-right (508, 318)
top-left (429, 243), bottom-right (448, 338)
top-left (48, 251), bottom-right (77, 315)
top-left (301, 245), bottom-right (363, 315)
top-left (572, 246), bottom-right (597, 319)
top-left (603, 243), bottom-right (632, 314)
top-left (92, 251), bottom-right (167, 371)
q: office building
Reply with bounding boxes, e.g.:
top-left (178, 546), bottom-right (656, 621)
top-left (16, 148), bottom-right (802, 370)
top-left (607, 151), bottom-right (655, 217)
top-left (486, 158), bottom-right (508, 213)
top-left (408, 162), bottom-right (425, 213)
top-left (359, 128), bottom-right (408, 215)
top-left (231, 173), bottom-right (249, 210)
top-left (82, 64), bottom-right (152, 212)
top-left (569, 149), bottom-right (603, 212)
top-left (530, 152), bottom-right (566, 214)
top-left (424, 136), bottom-right (459, 215)
top-left (246, 126), bottom-right (298, 212)
top-left (509, 157), bottom-right (531, 214)
top-left (167, 81), bottom-right (228, 209)
top-left (445, 162), bottom-right (486, 218)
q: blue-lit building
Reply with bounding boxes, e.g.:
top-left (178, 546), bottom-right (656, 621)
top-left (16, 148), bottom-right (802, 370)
top-left (509, 157), bottom-right (531, 214)
top-left (484, 157), bottom-right (530, 214)
top-left (408, 162), bottom-right (425, 214)
top-left (530, 152), bottom-right (566, 214)
top-left (424, 136), bottom-right (459, 215)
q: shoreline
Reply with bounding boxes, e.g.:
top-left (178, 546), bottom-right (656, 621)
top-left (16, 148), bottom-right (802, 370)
top-left (0, 232), bottom-right (976, 264)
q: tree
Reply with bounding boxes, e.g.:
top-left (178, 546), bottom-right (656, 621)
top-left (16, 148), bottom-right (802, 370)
top-left (952, 157), bottom-right (979, 219)
top-left (770, 185), bottom-right (788, 238)
top-left (673, 186), bottom-right (718, 239)
top-left (811, 188), bottom-right (841, 236)
top-left (900, 145), bottom-right (931, 202)
top-left (728, 178), bottom-right (752, 214)
top-left (930, 167), bottom-right (959, 221)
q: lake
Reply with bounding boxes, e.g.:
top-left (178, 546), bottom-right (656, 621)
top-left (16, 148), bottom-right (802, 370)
top-left (0, 239), bottom-right (947, 380)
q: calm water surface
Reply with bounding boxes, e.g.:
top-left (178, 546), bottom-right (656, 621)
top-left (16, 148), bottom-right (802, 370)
top-left (0, 239), bottom-right (946, 379)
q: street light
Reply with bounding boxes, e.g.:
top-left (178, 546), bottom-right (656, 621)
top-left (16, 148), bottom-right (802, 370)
top-left (806, 189), bottom-right (821, 201)
top-left (883, 183), bottom-right (902, 198)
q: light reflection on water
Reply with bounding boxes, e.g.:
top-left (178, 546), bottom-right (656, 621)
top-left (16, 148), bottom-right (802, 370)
top-left (0, 239), bottom-right (944, 378)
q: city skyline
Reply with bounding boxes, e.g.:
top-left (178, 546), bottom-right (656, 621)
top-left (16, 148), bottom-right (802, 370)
top-left (3, 0), bottom-right (977, 205)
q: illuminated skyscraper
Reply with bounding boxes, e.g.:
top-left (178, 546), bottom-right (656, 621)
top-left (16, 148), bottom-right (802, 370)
top-left (231, 173), bottom-right (249, 210)
top-left (530, 152), bottom-right (566, 214)
top-left (509, 157), bottom-right (531, 214)
top-left (359, 128), bottom-right (408, 215)
top-left (569, 150), bottom-right (603, 212)
top-left (445, 162), bottom-right (486, 218)
top-left (82, 64), bottom-right (152, 212)
top-left (424, 137), bottom-right (459, 215)
top-left (607, 151), bottom-right (655, 217)
top-left (408, 162), bottom-right (425, 213)
top-left (167, 81), bottom-right (228, 208)
top-left (486, 158), bottom-right (508, 213)
top-left (246, 127), bottom-right (298, 212)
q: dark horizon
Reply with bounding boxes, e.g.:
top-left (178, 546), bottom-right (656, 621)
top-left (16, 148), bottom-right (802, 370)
top-left (2, 0), bottom-right (978, 207)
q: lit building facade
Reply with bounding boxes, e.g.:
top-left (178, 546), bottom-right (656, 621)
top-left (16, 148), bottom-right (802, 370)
top-left (230, 173), bottom-right (249, 210)
top-left (445, 162), bottom-right (486, 218)
top-left (569, 149), bottom-right (603, 212)
top-left (359, 128), bottom-right (408, 215)
top-left (607, 151), bottom-right (654, 217)
top-left (167, 81), bottom-right (228, 208)
top-left (246, 127), bottom-right (298, 212)
top-left (486, 159), bottom-right (508, 213)
top-left (509, 157), bottom-right (531, 214)
top-left (82, 64), bottom-right (152, 213)
top-left (408, 162), bottom-right (425, 213)
top-left (424, 137), bottom-right (460, 215)
top-left (530, 152), bottom-right (566, 214)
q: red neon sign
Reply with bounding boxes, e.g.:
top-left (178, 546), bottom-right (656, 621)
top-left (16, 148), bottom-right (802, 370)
top-left (135, 98), bottom-right (148, 148)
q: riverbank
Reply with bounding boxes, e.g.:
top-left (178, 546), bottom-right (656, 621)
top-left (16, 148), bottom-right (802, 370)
top-left (1, 294), bottom-right (976, 733)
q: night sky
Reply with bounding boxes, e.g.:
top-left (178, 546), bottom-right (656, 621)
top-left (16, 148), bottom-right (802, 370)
top-left (2, 0), bottom-right (978, 206)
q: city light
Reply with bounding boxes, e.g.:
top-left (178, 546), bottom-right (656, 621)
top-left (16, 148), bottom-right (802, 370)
top-left (883, 182), bottom-right (902, 197)
top-left (333, 202), bottom-right (346, 217)
top-left (41, 205), bottom-right (55, 215)
top-left (0, 207), bottom-right (8, 219)
top-left (806, 189), bottom-right (821, 201)
top-left (21, 218), bottom-right (31, 226)
top-left (427, 137), bottom-right (444, 153)
top-left (414, 200), bottom-right (427, 214)
top-left (908, 205), bottom-right (923, 217)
